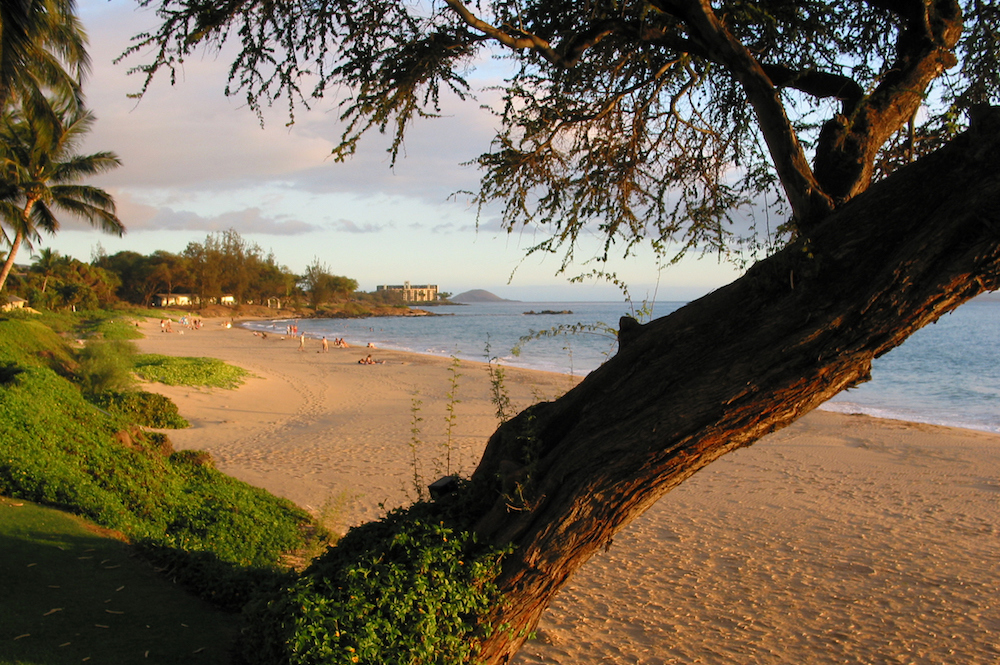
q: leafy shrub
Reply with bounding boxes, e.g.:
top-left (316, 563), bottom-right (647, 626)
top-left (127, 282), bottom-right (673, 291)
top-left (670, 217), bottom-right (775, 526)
top-left (77, 339), bottom-right (138, 395)
top-left (240, 500), bottom-right (510, 665)
top-left (92, 389), bottom-right (189, 428)
top-left (170, 448), bottom-right (214, 467)
top-left (134, 353), bottom-right (251, 388)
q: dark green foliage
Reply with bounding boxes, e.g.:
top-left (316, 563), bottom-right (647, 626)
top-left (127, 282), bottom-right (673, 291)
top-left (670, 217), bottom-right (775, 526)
top-left (134, 542), bottom-right (297, 612)
top-left (241, 500), bottom-right (511, 665)
top-left (0, 314), bottom-right (316, 606)
top-left (0, 360), bottom-right (25, 384)
top-left (91, 388), bottom-right (190, 428)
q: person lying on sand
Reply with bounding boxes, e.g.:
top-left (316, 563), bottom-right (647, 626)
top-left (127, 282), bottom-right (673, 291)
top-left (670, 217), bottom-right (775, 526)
top-left (358, 354), bottom-right (385, 365)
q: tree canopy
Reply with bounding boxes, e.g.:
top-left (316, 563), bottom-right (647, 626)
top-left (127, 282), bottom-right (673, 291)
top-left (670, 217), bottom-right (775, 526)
top-left (128, 0), bottom-right (999, 271)
top-left (0, 0), bottom-right (90, 109)
top-left (0, 99), bottom-right (122, 291)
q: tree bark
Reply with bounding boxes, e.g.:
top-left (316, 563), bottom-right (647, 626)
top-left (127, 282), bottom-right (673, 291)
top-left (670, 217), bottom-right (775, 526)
top-left (0, 228), bottom-right (25, 292)
top-left (467, 111), bottom-right (1000, 663)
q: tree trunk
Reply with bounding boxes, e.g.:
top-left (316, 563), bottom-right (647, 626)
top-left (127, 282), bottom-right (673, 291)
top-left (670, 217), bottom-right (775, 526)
top-left (467, 112), bottom-right (1000, 663)
top-left (0, 229), bottom-right (25, 292)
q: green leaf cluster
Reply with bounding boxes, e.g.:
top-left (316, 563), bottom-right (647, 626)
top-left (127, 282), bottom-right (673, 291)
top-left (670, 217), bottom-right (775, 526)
top-left (134, 352), bottom-right (252, 388)
top-left (242, 501), bottom-right (510, 665)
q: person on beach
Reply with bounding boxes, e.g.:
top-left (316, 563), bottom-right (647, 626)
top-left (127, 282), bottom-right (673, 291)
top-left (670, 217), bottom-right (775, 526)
top-left (321, 336), bottom-right (329, 353)
top-left (299, 332), bottom-right (306, 351)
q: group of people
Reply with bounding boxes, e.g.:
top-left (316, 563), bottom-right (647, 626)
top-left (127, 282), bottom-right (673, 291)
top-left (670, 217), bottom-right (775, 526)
top-left (159, 317), bottom-right (205, 333)
top-left (358, 354), bottom-right (385, 365)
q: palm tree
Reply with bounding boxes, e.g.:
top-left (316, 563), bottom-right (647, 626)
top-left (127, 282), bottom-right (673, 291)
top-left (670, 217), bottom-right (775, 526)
top-left (0, 0), bottom-right (89, 108)
top-left (0, 98), bottom-right (122, 292)
top-left (30, 246), bottom-right (67, 292)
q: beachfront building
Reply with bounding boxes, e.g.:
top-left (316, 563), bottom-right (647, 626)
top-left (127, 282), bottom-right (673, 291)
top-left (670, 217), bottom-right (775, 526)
top-left (1, 295), bottom-right (27, 311)
top-left (376, 281), bottom-right (439, 302)
top-left (152, 293), bottom-right (199, 307)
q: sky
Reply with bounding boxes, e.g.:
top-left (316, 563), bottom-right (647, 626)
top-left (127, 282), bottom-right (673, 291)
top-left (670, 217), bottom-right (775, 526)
top-left (38, 0), bottom-right (745, 302)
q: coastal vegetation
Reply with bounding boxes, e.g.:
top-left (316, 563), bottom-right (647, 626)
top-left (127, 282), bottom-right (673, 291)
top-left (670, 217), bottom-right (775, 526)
top-left (126, 0), bottom-right (1000, 662)
top-left (0, 309), bottom-right (324, 613)
top-left (0, 96), bottom-right (123, 293)
top-left (3, 226), bottom-right (428, 315)
top-left (132, 353), bottom-right (252, 389)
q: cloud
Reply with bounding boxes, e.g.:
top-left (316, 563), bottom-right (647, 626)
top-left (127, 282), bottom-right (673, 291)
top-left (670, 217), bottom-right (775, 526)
top-left (130, 203), bottom-right (318, 235)
top-left (332, 218), bottom-right (387, 233)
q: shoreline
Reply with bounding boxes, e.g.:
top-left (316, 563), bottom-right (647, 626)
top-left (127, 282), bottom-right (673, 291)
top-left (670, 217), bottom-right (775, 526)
top-left (134, 316), bottom-right (1000, 664)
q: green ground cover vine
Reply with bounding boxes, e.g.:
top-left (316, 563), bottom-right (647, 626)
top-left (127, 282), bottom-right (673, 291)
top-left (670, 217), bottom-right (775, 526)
top-left (133, 353), bottom-right (252, 388)
top-left (240, 497), bottom-right (511, 665)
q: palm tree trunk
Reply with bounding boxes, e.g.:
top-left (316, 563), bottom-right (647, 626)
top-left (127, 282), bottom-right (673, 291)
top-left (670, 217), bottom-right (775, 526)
top-left (0, 228), bottom-right (25, 292)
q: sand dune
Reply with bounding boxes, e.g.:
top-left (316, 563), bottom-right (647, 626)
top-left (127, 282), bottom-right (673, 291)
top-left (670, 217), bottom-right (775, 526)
top-left (135, 316), bottom-right (1000, 664)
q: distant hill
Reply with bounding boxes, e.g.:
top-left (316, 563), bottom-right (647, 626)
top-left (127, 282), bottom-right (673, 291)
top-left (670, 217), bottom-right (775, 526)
top-left (451, 289), bottom-right (517, 303)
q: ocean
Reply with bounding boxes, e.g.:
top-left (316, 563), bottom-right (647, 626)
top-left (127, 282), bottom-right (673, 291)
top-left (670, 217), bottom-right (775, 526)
top-left (244, 296), bottom-right (1000, 433)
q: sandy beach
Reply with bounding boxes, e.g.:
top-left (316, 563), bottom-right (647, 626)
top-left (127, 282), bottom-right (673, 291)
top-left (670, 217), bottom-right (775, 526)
top-left (135, 316), bottom-right (1000, 664)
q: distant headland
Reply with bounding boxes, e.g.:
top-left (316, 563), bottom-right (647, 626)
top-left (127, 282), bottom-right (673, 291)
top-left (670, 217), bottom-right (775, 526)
top-left (450, 289), bottom-right (519, 303)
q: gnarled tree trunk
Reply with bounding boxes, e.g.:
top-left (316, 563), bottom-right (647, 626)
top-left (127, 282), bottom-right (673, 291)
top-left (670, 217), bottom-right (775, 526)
top-left (467, 112), bottom-right (1000, 663)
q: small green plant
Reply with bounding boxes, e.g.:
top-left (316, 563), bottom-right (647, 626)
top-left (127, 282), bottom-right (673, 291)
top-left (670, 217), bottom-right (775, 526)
top-left (408, 392), bottom-right (426, 500)
top-left (318, 489), bottom-right (360, 539)
top-left (91, 389), bottom-right (189, 428)
top-left (133, 353), bottom-right (252, 388)
top-left (442, 355), bottom-right (463, 475)
top-left (485, 339), bottom-right (514, 424)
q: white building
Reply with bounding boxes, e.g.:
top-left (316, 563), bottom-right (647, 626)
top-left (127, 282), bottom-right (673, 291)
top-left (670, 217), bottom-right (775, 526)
top-left (376, 281), bottom-right (439, 302)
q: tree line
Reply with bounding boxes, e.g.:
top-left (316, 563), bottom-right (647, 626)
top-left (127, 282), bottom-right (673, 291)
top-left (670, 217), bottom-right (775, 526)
top-left (3, 228), bottom-right (362, 310)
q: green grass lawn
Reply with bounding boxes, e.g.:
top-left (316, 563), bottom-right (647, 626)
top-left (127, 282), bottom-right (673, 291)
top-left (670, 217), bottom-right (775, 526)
top-left (0, 497), bottom-right (240, 665)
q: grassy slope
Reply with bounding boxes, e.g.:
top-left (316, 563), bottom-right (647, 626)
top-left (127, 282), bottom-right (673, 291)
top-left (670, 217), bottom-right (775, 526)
top-left (0, 317), bottom-right (310, 565)
top-left (0, 496), bottom-right (239, 665)
top-left (0, 311), bottom-right (327, 658)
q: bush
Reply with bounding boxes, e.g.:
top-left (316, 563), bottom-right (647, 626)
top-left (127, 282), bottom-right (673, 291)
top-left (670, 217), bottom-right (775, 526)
top-left (92, 389), bottom-right (189, 428)
top-left (240, 500), bottom-right (510, 665)
top-left (77, 339), bottom-right (137, 395)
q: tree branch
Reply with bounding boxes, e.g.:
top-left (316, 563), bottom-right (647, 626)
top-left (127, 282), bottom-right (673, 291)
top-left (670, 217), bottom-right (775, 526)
top-left (650, 0), bottom-right (834, 227)
top-left (759, 64), bottom-right (865, 115)
top-left (813, 0), bottom-right (963, 203)
top-left (442, 0), bottom-right (563, 64)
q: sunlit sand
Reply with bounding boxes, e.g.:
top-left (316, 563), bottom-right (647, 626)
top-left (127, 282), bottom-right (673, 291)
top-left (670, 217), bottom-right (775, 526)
top-left (135, 316), bottom-right (1000, 664)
